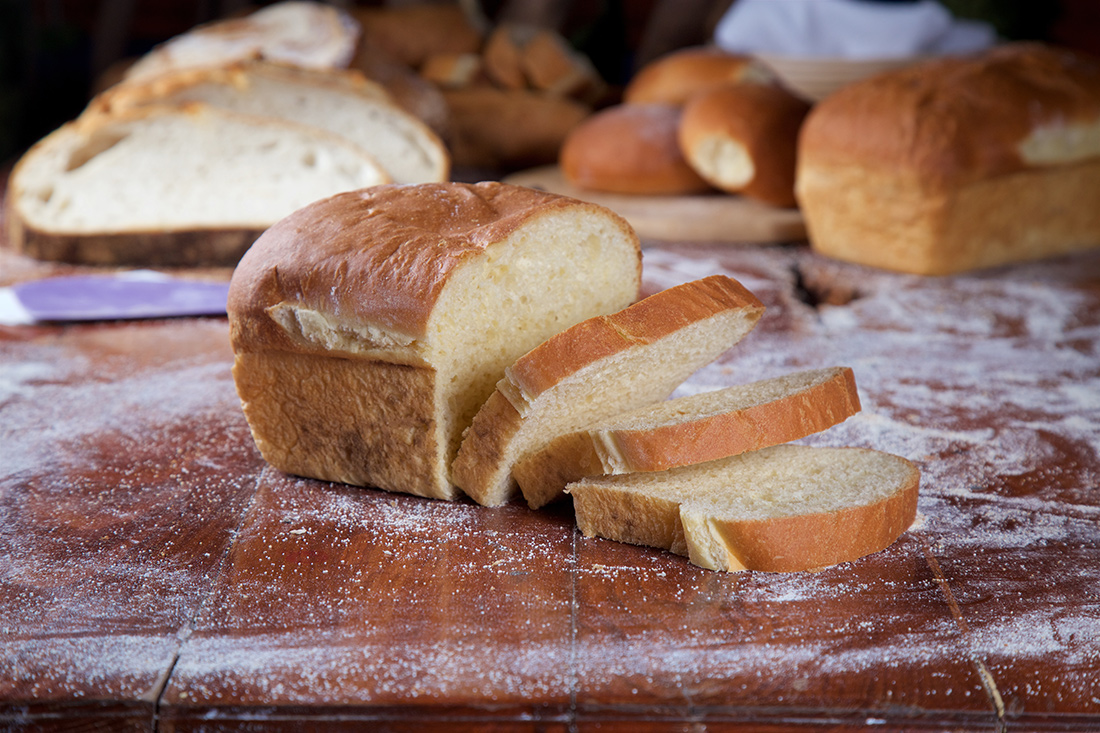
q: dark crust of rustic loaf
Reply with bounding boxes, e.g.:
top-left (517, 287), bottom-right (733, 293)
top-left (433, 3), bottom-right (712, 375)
top-left (9, 218), bottom-right (263, 267)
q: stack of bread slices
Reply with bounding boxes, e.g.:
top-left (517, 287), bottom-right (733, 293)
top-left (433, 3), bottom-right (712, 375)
top-left (6, 1), bottom-right (450, 267)
top-left (229, 181), bottom-right (919, 575)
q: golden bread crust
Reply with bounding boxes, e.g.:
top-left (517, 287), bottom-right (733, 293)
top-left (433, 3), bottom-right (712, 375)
top-left (228, 182), bottom-right (607, 354)
top-left (560, 103), bottom-right (711, 196)
top-left (624, 47), bottom-right (773, 106)
top-left (799, 43), bottom-right (1100, 192)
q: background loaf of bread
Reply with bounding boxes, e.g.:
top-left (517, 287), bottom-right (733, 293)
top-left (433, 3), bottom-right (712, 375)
top-left (796, 42), bottom-right (1100, 275)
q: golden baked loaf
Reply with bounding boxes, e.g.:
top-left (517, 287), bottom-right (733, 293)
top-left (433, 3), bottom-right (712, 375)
top-left (679, 82), bottom-right (810, 207)
top-left (624, 46), bottom-right (776, 107)
top-left (796, 42), bottom-right (1100, 275)
top-left (560, 103), bottom-right (712, 195)
top-left (228, 182), bottom-right (642, 500)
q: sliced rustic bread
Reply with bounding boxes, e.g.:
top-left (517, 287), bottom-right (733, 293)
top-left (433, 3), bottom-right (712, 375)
top-left (452, 275), bottom-right (765, 507)
top-left (123, 0), bottom-right (360, 82)
top-left (514, 366), bottom-right (861, 509)
top-left (6, 104), bottom-right (389, 266)
top-left (568, 444), bottom-right (920, 573)
top-left (91, 62), bottom-right (449, 185)
top-left (228, 182), bottom-right (642, 501)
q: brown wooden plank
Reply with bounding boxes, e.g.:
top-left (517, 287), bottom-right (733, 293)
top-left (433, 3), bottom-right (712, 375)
top-left (504, 166), bottom-right (806, 244)
top-left (159, 472), bottom-right (577, 726)
top-left (0, 319), bottom-right (262, 729)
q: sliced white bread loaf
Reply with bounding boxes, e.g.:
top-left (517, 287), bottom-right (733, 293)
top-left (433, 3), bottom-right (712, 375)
top-left (453, 275), bottom-right (765, 507)
top-left (6, 104), bottom-right (389, 266)
top-left (568, 444), bottom-right (920, 573)
top-left (124, 1), bottom-right (360, 82)
top-left (228, 182), bottom-right (642, 501)
top-left (514, 366), bottom-right (861, 509)
top-left (92, 62), bottom-right (449, 185)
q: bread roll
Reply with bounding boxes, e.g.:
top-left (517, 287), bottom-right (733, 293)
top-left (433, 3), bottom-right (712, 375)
top-left (6, 104), bottom-right (389, 266)
top-left (560, 103), bottom-right (712, 195)
top-left (568, 445), bottom-right (920, 573)
top-left (442, 87), bottom-right (589, 169)
top-left (228, 182), bottom-right (642, 500)
top-left (679, 82), bottom-right (810, 207)
top-left (513, 366), bottom-right (860, 509)
top-left (796, 42), bottom-right (1100, 275)
top-left (624, 46), bottom-right (776, 107)
top-left (452, 275), bottom-right (765, 507)
top-left (352, 4), bottom-right (482, 70)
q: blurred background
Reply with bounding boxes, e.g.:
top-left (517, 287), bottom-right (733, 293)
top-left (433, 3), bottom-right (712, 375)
top-left (1, 0), bottom-right (1097, 166)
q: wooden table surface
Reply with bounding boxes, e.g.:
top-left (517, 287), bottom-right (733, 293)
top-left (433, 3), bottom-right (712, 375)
top-left (2, 209), bottom-right (1099, 732)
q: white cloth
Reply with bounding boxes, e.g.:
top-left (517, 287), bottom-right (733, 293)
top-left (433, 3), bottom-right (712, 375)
top-left (713, 0), bottom-right (997, 59)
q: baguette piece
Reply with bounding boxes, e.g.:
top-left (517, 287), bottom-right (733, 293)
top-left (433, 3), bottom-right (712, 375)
top-left (124, 1), bottom-right (360, 82)
top-left (568, 445), bottom-right (920, 573)
top-left (679, 82), bottom-right (810, 207)
top-left (91, 61), bottom-right (450, 184)
top-left (453, 275), bottom-right (765, 507)
top-left (560, 104), bottom-right (711, 195)
top-left (228, 182), bottom-right (642, 500)
top-left (514, 366), bottom-right (860, 509)
top-left (6, 104), bottom-right (389, 266)
top-left (442, 87), bottom-right (590, 169)
top-left (624, 46), bottom-right (776, 107)
top-left (796, 42), bottom-right (1100, 275)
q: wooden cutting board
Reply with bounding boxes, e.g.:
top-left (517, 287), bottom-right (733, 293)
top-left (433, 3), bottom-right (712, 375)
top-left (505, 165), bottom-right (807, 244)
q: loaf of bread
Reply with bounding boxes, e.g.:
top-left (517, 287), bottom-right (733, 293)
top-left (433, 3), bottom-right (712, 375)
top-left (796, 42), bottom-right (1100, 275)
top-left (513, 366), bottom-right (860, 509)
top-left (124, 1), bottom-right (360, 82)
top-left (560, 104), bottom-right (712, 195)
top-left (6, 104), bottom-right (388, 266)
top-left (228, 182), bottom-right (642, 501)
top-left (90, 61), bottom-right (450, 185)
top-left (624, 46), bottom-right (776, 107)
top-left (568, 445), bottom-right (920, 573)
top-left (351, 3), bottom-right (482, 70)
top-left (679, 82), bottom-right (810, 207)
top-left (441, 86), bottom-right (590, 169)
top-left (453, 275), bottom-right (765, 507)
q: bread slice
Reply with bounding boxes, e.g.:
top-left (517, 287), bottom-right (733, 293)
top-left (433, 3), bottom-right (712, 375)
top-left (568, 445), bottom-right (920, 573)
top-left (514, 366), bottom-right (860, 509)
top-left (6, 104), bottom-right (389, 266)
top-left (228, 182), bottom-right (642, 501)
top-left (91, 61), bottom-right (450, 185)
top-left (453, 275), bottom-right (765, 507)
top-left (123, 0), bottom-right (360, 82)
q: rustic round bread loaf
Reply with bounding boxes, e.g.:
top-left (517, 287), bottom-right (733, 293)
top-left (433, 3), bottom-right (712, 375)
top-left (679, 82), bottom-right (810, 207)
top-left (560, 103), bottom-right (712, 195)
top-left (624, 46), bottom-right (776, 107)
